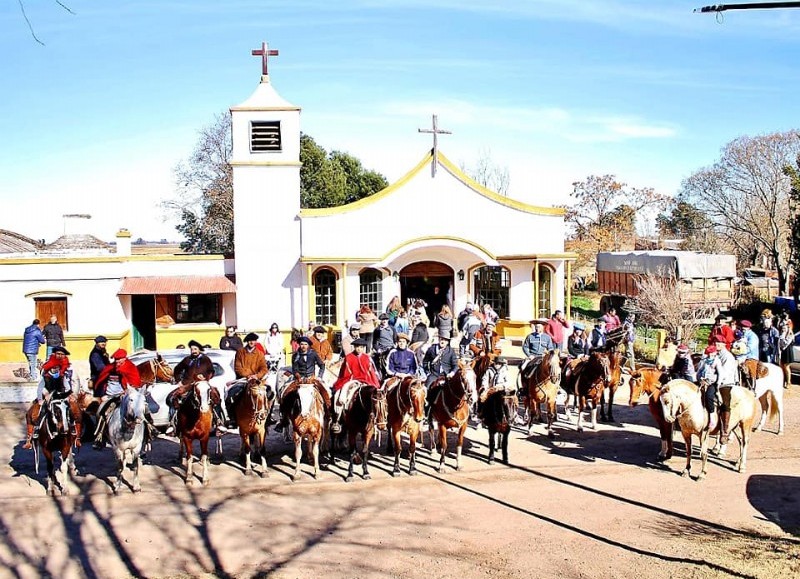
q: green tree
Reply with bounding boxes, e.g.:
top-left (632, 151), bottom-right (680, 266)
top-left (656, 200), bottom-right (721, 253)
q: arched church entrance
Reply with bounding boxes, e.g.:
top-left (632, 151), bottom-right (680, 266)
top-left (399, 261), bottom-right (454, 322)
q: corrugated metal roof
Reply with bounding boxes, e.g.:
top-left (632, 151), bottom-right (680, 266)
top-left (118, 276), bottom-right (236, 295)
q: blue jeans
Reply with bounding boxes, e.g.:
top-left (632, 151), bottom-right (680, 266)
top-left (26, 353), bottom-right (38, 381)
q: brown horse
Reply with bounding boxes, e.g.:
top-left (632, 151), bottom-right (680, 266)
top-left (521, 350), bottom-right (561, 439)
top-left (599, 347), bottom-right (624, 422)
top-left (335, 383), bottom-right (388, 482)
top-left (479, 362), bottom-right (517, 464)
top-left (628, 367), bottom-right (674, 462)
top-left (177, 380), bottom-right (218, 486)
top-left (232, 377), bottom-right (273, 477)
top-left (562, 351), bottom-right (611, 432)
top-left (32, 395), bottom-right (78, 496)
top-left (428, 360), bottom-right (477, 472)
top-left (385, 376), bottom-right (426, 476)
top-left (137, 355), bottom-right (174, 385)
top-left (285, 381), bottom-right (328, 481)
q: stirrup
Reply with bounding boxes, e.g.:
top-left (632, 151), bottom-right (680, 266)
top-left (330, 422), bottom-right (342, 434)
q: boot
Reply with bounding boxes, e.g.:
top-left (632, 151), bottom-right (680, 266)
top-left (213, 404), bottom-right (228, 434)
top-left (22, 423), bottom-right (34, 450)
top-left (93, 412), bottom-right (107, 450)
top-left (719, 410), bottom-right (731, 445)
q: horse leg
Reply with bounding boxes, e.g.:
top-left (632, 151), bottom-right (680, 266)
top-left (455, 423), bottom-right (466, 471)
top-left (501, 429), bottom-right (509, 464)
top-left (755, 395), bottom-right (767, 432)
top-left (697, 430), bottom-right (709, 482)
top-left (680, 431), bottom-right (693, 478)
top-left (436, 425), bottom-right (447, 472)
top-left (590, 403), bottom-right (598, 430)
top-left (200, 439), bottom-right (210, 487)
top-left (258, 430), bottom-right (269, 478)
top-left (293, 433), bottom-right (303, 481)
top-left (777, 391), bottom-right (785, 435)
top-left (392, 429), bottom-right (402, 476)
top-left (311, 435), bottom-right (320, 479)
top-left (345, 433), bottom-right (356, 483)
top-left (737, 424), bottom-right (749, 473)
top-left (362, 429), bottom-right (372, 481)
top-left (113, 448), bottom-right (124, 495)
top-left (241, 434), bottom-right (252, 476)
top-left (487, 429), bottom-right (496, 465)
top-left (608, 386), bottom-right (616, 423)
top-left (131, 451), bottom-right (141, 493)
top-left (59, 447), bottom-right (70, 496)
top-left (576, 400), bottom-right (585, 432)
top-left (408, 426), bottom-right (418, 476)
top-left (599, 389), bottom-right (608, 422)
top-left (185, 439), bottom-right (194, 486)
top-left (546, 397), bottom-right (556, 439)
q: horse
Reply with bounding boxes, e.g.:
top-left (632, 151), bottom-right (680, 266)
top-left (176, 380), bottom-right (218, 486)
top-left (335, 382), bottom-right (388, 482)
top-left (231, 376), bottom-right (274, 477)
top-left (106, 386), bottom-right (148, 494)
top-left (479, 362), bottom-right (517, 464)
top-left (32, 394), bottom-right (78, 496)
top-left (284, 380), bottom-right (328, 481)
top-left (599, 347), bottom-right (624, 422)
top-left (428, 359), bottom-right (477, 472)
top-left (628, 367), bottom-right (674, 462)
top-left (520, 350), bottom-right (561, 438)
top-left (739, 359), bottom-right (785, 435)
top-left (563, 351), bottom-right (611, 432)
top-left (660, 380), bottom-right (759, 479)
top-left (136, 354), bottom-right (174, 385)
top-left (385, 376), bottom-right (426, 476)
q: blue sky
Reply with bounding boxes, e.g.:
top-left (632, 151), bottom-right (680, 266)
top-left (2, 1), bottom-right (800, 242)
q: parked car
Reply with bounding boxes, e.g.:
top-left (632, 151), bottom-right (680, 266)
top-left (784, 342), bottom-right (800, 385)
top-left (127, 349), bottom-right (236, 427)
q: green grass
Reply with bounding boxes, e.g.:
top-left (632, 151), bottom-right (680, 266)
top-left (571, 291), bottom-right (601, 320)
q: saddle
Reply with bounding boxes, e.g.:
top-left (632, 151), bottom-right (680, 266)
top-left (520, 356), bottom-right (543, 381)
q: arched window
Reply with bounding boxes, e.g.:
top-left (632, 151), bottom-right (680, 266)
top-left (314, 268), bottom-right (337, 325)
top-left (537, 264), bottom-right (554, 319)
top-left (359, 268), bottom-right (383, 314)
top-left (473, 266), bottom-right (510, 319)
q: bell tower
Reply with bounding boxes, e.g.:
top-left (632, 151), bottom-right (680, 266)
top-left (231, 42), bottom-right (302, 332)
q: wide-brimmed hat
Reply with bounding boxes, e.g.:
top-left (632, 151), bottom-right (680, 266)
top-left (438, 331), bottom-right (450, 340)
top-left (188, 339), bottom-right (204, 350)
top-left (351, 338), bottom-right (368, 347)
top-left (52, 346), bottom-right (70, 355)
top-left (378, 313), bottom-right (389, 320)
top-left (397, 333), bottom-right (410, 342)
top-left (244, 332), bottom-right (259, 342)
top-left (493, 356), bottom-right (508, 366)
top-left (94, 335), bottom-right (107, 344)
top-left (349, 323), bottom-right (361, 331)
top-left (297, 336), bottom-right (312, 346)
top-left (313, 325), bottom-right (326, 334)
top-left (111, 348), bottom-right (127, 359)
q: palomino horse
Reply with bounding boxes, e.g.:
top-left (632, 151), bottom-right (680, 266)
top-left (628, 367), bottom-right (674, 462)
top-left (336, 382), bottom-right (388, 482)
top-left (479, 363), bottom-right (517, 464)
top-left (107, 387), bottom-right (147, 494)
top-left (428, 360), bottom-right (478, 472)
top-left (599, 347), bottom-right (624, 422)
top-left (177, 380), bottom-right (218, 486)
top-left (660, 380), bottom-right (759, 479)
top-left (563, 351), bottom-right (612, 432)
top-left (33, 394), bottom-right (78, 496)
top-left (739, 359), bottom-right (785, 435)
top-left (232, 377), bottom-right (274, 477)
top-left (285, 381), bottom-right (328, 481)
top-left (384, 376), bottom-right (426, 476)
top-left (520, 350), bottom-right (561, 439)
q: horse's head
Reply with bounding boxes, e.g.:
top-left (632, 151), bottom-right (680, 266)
top-left (628, 372), bottom-right (645, 406)
top-left (154, 354), bottom-right (174, 382)
top-left (591, 352), bottom-right (612, 386)
top-left (47, 398), bottom-right (70, 436)
top-left (546, 350), bottom-right (561, 385)
top-left (122, 388), bottom-right (147, 427)
top-left (659, 383), bottom-right (677, 423)
top-left (371, 387), bottom-right (388, 431)
top-left (407, 378), bottom-right (426, 423)
top-left (194, 381), bottom-right (213, 412)
top-left (457, 359), bottom-right (478, 405)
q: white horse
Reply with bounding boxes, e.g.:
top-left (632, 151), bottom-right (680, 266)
top-left (107, 387), bottom-right (147, 494)
top-left (739, 360), bottom-right (785, 435)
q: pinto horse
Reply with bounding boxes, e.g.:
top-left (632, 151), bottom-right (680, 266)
top-left (428, 360), bottom-right (477, 472)
top-left (232, 377), bottom-right (274, 477)
top-left (33, 394), bottom-right (78, 496)
top-left (479, 363), bottom-right (516, 464)
top-left (739, 359), bottom-right (785, 435)
top-left (285, 381), bottom-right (327, 481)
top-left (177, 381), bottom-right (218, 486)
top-left (599, 347), bottom-right (624, 422)
top-left (385, 376), bottom-right (426, 476)
top-left (336, 383), bottom-right (388, 482)
top-left (563, 351), bottom-right (611, 432)
top-left (628, 367), bottom-right (674, 462)
top-left (520, 350), bottom-right (561, 439)
top-left (107, 387), bottom-right (147, 494)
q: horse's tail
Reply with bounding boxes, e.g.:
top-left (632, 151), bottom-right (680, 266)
top-left (766, 389), bottom-right (781, 422)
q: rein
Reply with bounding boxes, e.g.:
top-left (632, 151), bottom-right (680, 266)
top-left (437, 372), bottom-right (470, 427)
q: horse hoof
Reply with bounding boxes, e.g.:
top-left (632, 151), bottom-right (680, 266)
top-left (391, 469), bottom-right (400, 477)
top-left (133, 486), bottom-right (142, 493)
top-left (487, 458), bottom-right (494, 465)
top-left (455, 465), bottom-right (463, 472)
top-left (244, 469), bottom-right (253, 477)
top-left (696, 473), bottom-right (706, 482)
top-left (344, 476), bottom-right (353, 483)
top-left (202, 479), bottom-right (209, 487)
top-left (680, 470), bottom-right (690, 478)
top-left (778, 430), bottom-right (785, 436)
top-left (436, 466), bottom-right (443, 473)
top-left (577, 427), bottom-right (583, 433)
top-left (409, 469), bottom-right (418, 476)
top-left (737, 466), bottom-right (746, 474)
top-left (547, 431), bottom-right (555, 439)
top-left (259, 471), bottom-right (268, 479)
top-left (185, 479), bottom-right (193, 486)
top-left (363, 474), bottom-right (371, 481)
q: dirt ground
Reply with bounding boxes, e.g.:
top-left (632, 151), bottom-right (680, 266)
top-left (1, 378), bottom-right (798, 579)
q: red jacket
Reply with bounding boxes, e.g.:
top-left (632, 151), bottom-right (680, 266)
top-left (332, 352), bottom-right (380, 392)
top-left (545, 317), bottom-right (569, 346)
top-left (708, 324), bottom-right (734, 349)
top-left (42, 354), bottom-right (70, 376)
top-left (94, 359), bottom-right (142, 396)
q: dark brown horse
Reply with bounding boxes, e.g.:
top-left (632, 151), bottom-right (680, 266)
top-left (599, 347), bottom-right (624, 422)
top-left (628, 367), bottom-right (673, 462)
top-left (335, 383), bottom-right (388, 482)
top-left (479, 363), bottom-right (517, 464)
top-left (177, 381), bottom-right (218, 486)
top-left (521, 350), bottom-right (561, 439)
top-left (428, 360), bottom-right (477, 472)
top-left (32, 395), bottom-right (78, 495)
top-left (232, 377), bottom-right (273, 477)
top-left (562, 351), bottom-right (611, 432)
top-left (385, 376), bottom-right (426, 476)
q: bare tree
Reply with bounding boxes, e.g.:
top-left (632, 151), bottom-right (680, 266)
top-left (460, 148), bottom-right (510, 196)
top-left (18, 1), bottom-right (75, 45)
top-left (680, 130), bottom-right (800, 294)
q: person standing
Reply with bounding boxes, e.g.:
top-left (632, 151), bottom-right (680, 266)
top-left (88, 335), bottom-right (111, 387)
top-left (341, 324), bottom-right (361, 356)
top-left (708, 315), bottom-right (734, 350)
top-left (433, 304), bottom-right (454, 339)
top-left (739, 320), bottom-right (759, 361)
top-left (42, 315), bottom-right (65, 358)
top-left (219, 326), bottom-right (244, 351)
top-left (601, 308), bottom-right (621, 332)
top-left (544, 310), bottom-right (569, 350)
top-left (265, 323), bottom-right (284, 366)
top-left (622, 314), bottom-right (637, 371)
top-left (357, 305), bottom-right (378, 353)
top-left (385, 296), bottom-right (402, 327)
top-left (394, 308), bottom-right (410, 336)
top-left (758, 316), bottom-right (780, 365)
top-left (22, 319), bottom-right (45, 382)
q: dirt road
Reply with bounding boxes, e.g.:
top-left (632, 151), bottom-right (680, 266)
top-left (1, 382), bottom-right (798, 579)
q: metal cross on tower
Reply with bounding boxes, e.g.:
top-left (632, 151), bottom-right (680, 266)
top-left (251, 41), bottom-right (279, 77)
top-left (418, 114), bottom-right (452, 177)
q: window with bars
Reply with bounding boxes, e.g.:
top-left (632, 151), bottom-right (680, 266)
top-left (314, 268), bottom-right (337, 326)
top-left (250, 121), bottom-right (281, 152)
top-left (473, 266), bottom-right (510, 319)
top-left (537, 265), bottom-right (553, 319)
top-left (359, 268), bottom-right (383, 314)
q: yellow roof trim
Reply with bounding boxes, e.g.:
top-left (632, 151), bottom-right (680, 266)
top-left (497, 252), bottom-right (579, 261)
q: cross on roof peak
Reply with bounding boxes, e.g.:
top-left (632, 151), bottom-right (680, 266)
top-left (251, 41), bottom-right (279, 78)
top-left (418, 114), bottom-right (452, 177)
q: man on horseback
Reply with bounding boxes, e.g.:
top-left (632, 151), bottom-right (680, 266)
top-left (329, 338), bottom-right (380, 434)
top-left (697, 345), bottom-right (723, 432)
top-left (88, 335), bottom-right (111, 388)
top-left (422, 332), bottom-right (459, 422)
top-left (225, 332), bottom-right (269, 429)
top-left (386, 333), bottom-right (417, 378)
top-left (372, 313), bottom-right (397, 377)
top-left (310, 326), bottom-right (334, 366)
top-left (276, 336), bottom-right (331, 432)
top-left (92, 349), bottom-right (155, 449)
top-left (165, 341), bottom-right (219, 436)
top-left (670, 344), bottom-right (697, 383)
top-left (712, 339), bottom-right (740, 458)
top-left (469, 321), bottom-right (501, 360)
top-left (520, 320), bottom-right (555, 382)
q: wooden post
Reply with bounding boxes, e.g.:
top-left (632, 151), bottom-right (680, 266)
top-left (534, 261), bottom-right (540, 320)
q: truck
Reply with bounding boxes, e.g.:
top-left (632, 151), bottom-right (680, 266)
top-left (596, 250), bottom-right (737, 314)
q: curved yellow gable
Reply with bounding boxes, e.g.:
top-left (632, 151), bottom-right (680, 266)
top-left (300, 151), bottom-right (565, 217)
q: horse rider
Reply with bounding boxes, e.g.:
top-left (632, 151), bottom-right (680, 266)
top-left (712, 338), bottom-right (740, 458)
top-left (520, 320), bottom-right (555, 381)
top-left (567, 323), bottom-right (590, 358)
top-left (225, 332), bottom-right (269, 429)
top-left (469, 320), bottom-right (501, 360)
top-left (23, 346), bottom-right (82, 449)
top-left (670, 344), bottom-right (697, 383)
top-left (92, 349), bottom-right (155, 449)
top-left (589, 319), bottom-right (607, 350)
top-left (697, 344), bottom-right (723, 432)
top-left (458, 306), bottom-right (482, 357)
top-left (372, 313), bottom-right (398, 376)
top-left (422, 332), bottom-right (459, 421)
top-left (88, 335), bottom-right (111, 389)
top-left (165, 340), bottom-right (219, 436)
top-left (708, 315), bottom-right (734, 350)
top-left (739, 320), bottom-right (759, 361)
top-left (329, 337), bottom-right (381, 433)
top-left (386, 333), bottom-right (417, 380)
top-left (310, 326), bottom-right (334, 367)
top-left (276, 336), bottom-right (331, 432)
top-left (340, 323), bottom-right (361, 356)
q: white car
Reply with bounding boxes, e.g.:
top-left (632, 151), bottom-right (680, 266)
top-left (127, 348), bottom-right (237, 427)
